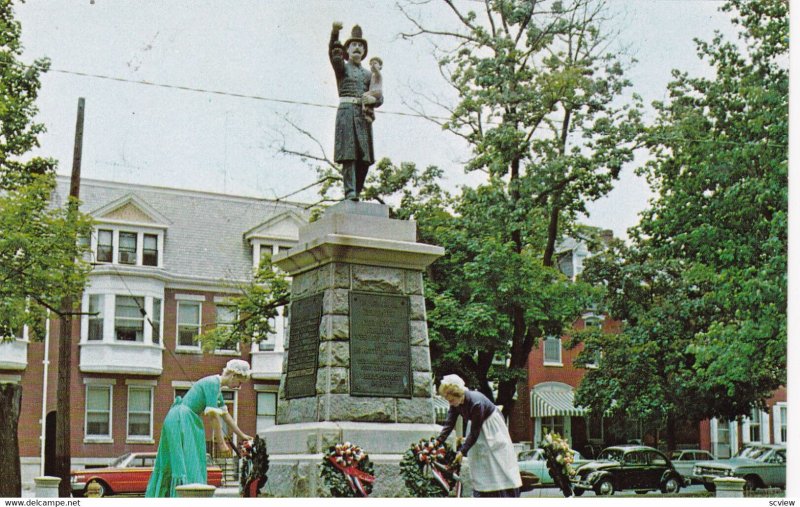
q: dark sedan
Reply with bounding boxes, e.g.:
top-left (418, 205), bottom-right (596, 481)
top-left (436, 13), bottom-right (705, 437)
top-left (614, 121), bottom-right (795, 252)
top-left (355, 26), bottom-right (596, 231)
top-left (572, 445), bottom-right (683, 496)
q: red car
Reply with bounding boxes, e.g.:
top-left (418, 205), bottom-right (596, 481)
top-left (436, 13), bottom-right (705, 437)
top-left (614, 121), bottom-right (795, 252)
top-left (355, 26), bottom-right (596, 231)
top-left (71, 452), bottom-right (223, 497)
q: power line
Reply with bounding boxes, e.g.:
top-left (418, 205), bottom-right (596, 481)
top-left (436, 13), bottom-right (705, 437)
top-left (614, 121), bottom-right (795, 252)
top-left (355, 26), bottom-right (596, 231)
top-left (46, 67), bottom-right (451, 121)
top-left (35, 64), bottom-right (788, 150)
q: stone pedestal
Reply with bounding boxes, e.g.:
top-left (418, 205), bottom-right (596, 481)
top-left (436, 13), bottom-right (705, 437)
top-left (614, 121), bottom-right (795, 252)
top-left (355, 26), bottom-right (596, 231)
top-left (714, 477), bottom-right (746, 498)
top-left (263, 202), bottom-right (449, 497)
top-left (175, 484), bottom-right (217, 498)
top-left (33, 476), bottom-right (60, 498)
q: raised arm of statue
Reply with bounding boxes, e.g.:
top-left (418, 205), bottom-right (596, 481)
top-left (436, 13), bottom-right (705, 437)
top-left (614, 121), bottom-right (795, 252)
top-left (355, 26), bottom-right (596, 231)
top-left (329, 21), bottom-right (345, 77)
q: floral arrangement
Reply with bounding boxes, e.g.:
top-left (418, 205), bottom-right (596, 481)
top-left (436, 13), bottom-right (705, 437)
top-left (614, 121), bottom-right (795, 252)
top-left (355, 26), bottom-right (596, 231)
top-left (238, 436), bottom-right (269, 497)
top-left (540, 432), bottom-right (576, 497)
top-left (400, 437), bottom-right (462, 497)
top-left (320, 442), bottom-right (375, 497)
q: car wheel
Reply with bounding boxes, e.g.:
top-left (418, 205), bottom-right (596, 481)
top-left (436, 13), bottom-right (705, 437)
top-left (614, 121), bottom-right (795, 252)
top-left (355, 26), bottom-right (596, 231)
top-left (87, 480), bottom-right (108, 497)
top-left (662, 477), bottom-right (681, 494)
top-left (594, 478), bottom-right (614, 496)
top-left (703, 483), bottom-right (716, 493)
top-left (572, 488), bottom-right (585, 497)
top-left (743, 476), bottom-right (760, 492)
top-left (635, 490), bottom-right (648, 495)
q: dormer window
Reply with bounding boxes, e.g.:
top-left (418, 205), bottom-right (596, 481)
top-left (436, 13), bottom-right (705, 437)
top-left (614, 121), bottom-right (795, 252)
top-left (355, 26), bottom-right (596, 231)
top-left (97, 230), bottom-right (113, 262)
top-left (143, 234), bottom-right (159, 266)
top-left (89, 194), bottom-right (170, 269)
top-left (119, 232), bottom-right (137, 265)
top-left (92, 228), bottom-right (163, 268)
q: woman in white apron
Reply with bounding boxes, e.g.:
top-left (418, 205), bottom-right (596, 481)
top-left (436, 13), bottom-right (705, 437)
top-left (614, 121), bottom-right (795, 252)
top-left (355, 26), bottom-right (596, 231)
top-left (436, 374), bottom-right (522, 497)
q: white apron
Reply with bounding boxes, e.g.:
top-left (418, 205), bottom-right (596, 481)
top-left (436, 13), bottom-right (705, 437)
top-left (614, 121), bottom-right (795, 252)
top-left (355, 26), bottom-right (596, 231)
top-left (466, 409), bottom-right (523, 492)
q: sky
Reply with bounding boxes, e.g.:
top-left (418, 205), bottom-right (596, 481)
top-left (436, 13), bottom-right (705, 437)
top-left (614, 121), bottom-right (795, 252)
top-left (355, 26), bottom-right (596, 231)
top-left (14, 0), bottom-right (739, 241)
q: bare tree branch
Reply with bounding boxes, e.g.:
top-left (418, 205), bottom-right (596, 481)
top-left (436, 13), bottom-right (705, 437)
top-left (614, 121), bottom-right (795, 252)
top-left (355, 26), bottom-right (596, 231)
top-left (398, 2), bottom-right (478, 42)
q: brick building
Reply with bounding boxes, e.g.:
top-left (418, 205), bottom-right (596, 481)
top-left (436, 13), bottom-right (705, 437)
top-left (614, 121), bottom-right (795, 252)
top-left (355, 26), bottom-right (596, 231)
top-left (508, 236), bottom-right (787, 458)
top-left (0, 177), bottom-right (307, 486)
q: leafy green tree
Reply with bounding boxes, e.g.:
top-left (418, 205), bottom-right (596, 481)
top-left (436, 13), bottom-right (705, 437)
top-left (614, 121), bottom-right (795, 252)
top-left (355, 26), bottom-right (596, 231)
top-left (200, 258), bottom-right (290, 352)
top-left (574, 0), bottom-right (787, 443)
top-left (397, 0), bottom-right (642, 413)
top-left (0, 0), bottom-right (92, 496)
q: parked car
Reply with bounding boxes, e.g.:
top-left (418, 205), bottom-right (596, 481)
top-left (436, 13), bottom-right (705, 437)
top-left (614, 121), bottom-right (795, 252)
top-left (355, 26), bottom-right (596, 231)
top-left (517, 448), bottom-right (590, 487)
top-left (669, 449), bottom-right (715, 485)
top-left (693, 444), bottom-right (786, 492)
top-left (519, 471), bottom-right (540, 492)
top-left (71, 452), bottom-right (223, 497)
top-left (572, 445), bottom-right (683, 496)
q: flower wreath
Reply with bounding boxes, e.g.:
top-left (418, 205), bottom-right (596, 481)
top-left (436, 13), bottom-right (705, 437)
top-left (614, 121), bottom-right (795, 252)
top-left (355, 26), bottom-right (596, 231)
top-left (237, 436), bottom-right (270, 497)
top-left (540, 432), bottom-right (576, 497)
top-left (400, 437), bottom-right (462, 498)
top-left (320, 442), bottom-right (376, 497)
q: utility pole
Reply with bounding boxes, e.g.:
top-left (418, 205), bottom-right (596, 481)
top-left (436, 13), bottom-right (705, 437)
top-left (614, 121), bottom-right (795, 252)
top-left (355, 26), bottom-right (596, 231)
top-left (55, 97), bottom-right (84, 497)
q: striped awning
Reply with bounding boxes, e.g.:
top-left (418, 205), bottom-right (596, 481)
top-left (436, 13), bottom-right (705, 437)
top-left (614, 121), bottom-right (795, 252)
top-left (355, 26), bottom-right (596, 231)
top-left (532, 388), bottom-right (587, 418)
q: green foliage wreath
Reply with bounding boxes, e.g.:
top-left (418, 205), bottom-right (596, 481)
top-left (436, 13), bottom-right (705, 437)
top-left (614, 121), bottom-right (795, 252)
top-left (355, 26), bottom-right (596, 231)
top-left (320, 442), bottom-right (375, 497)
top-left (400, 437), bottom-right (462, 497)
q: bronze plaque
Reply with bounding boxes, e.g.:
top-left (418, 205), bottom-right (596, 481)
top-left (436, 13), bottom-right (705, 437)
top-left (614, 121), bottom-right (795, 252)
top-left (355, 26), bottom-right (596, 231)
top-left (285, 293), bottom-right (324, 399)
top-left (350, 292), bottom-right (412, 397)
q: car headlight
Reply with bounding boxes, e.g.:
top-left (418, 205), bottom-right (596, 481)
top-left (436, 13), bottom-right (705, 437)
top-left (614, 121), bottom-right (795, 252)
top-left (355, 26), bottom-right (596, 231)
top-left (726, 470), bottom-right (735, 477)
top-left (693, 466), bottom-right (699, 475)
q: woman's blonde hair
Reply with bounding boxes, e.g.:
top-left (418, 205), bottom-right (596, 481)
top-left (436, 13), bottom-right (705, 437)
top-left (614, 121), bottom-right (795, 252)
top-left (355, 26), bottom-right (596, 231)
top-left (438, 374), bottom-right (466, 397)
top-left (223, 359), bottom-right (251, 379)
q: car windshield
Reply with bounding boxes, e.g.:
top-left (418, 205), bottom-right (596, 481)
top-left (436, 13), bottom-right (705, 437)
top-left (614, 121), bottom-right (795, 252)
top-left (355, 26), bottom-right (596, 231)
top-left (735, 446), bottom-right (772, 461)
top-left (109, 453), bottom-right (132, 467)
top-left (598, 449), bottom-right (624, 462)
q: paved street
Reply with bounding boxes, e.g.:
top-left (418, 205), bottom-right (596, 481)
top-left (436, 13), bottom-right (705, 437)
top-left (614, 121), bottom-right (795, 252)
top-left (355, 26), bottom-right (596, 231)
top-left (522, 484), bottom-right (711, 498)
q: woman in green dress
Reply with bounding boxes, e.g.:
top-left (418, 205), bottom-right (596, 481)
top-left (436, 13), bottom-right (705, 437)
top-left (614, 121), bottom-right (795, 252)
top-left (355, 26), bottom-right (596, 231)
top-left (145, 359), bottom-right (253, 497)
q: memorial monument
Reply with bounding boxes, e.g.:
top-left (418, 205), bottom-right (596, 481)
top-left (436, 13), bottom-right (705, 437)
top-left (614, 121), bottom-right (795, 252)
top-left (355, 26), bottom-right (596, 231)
top-left (257, 24), bottom-right (449, 496)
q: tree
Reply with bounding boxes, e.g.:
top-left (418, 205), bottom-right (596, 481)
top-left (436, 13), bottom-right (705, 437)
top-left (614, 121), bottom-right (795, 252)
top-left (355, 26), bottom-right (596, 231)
top-left (574, 0), bottom-right (787, 443)
top-left (0, 0), bottom-right (92, 496)
top-left (200, 259), bottom-right (289, 352)
top-left (397, 0), bottom-right (642, 414)
top-left (574, 244), bottom-right (713, 449)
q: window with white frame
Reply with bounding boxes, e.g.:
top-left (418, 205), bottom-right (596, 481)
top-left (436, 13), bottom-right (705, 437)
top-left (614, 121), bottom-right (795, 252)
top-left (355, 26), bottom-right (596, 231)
top-left (151, 298), bottom-right (162, 345)
top-left (94, 228), bottom-right (163, 268)
top-left (85, 385), bottom-right (112, 438)
top-left (143, 234), bottom-right (159, 266)
top-left (177, 301), bottom-right (202, 348)
top-left (97, 229), bottom-right (113, 263)
top-left (115, 296), bottom-right (145, 342)
top-left (118, 232), bottom-right (138, 265)
top-left (541, 416), bottom-right (565, 438)
top-left (779, 405), bottom-right (787, 443)
top-left (543, 336), bottom-right (562, 365)
top-left (221, 390), bottom-right (235, 415)
top-left (256, 392), bottom-right (277, 433)
top-left (127, 386), bottom-right (153, 439)
top-left (215, 305), bottom-right (239, 352)
top-left (584, 318), bottom-right (603, 368)
top-left (88, 295), bottom-right (104, 341)
top-left (748, 407), bottom-right (762, 442)
top-left (712, 418), bottom-right (732, 458)
top-left (258, 317), bottom-right (277, 351)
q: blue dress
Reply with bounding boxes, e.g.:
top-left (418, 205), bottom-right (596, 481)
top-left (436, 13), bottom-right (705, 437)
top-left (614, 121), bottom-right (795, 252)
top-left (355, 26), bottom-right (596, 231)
top-left (145, 375), bottom-right (227, 497)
